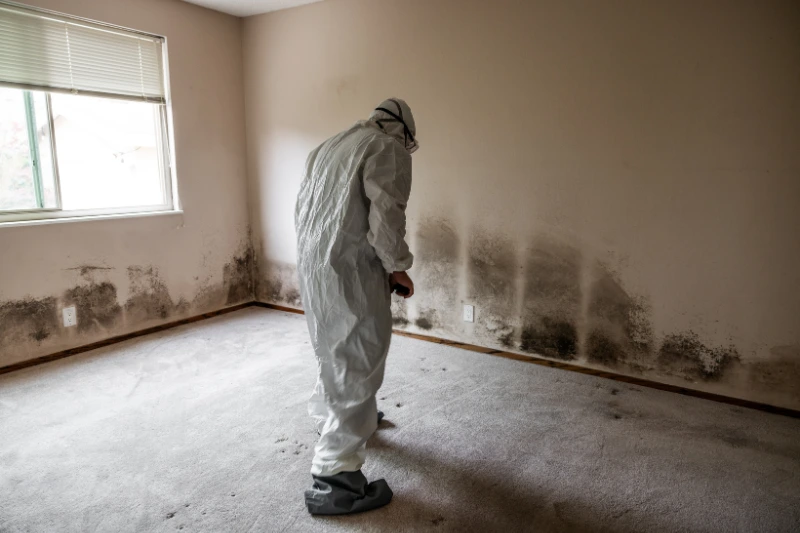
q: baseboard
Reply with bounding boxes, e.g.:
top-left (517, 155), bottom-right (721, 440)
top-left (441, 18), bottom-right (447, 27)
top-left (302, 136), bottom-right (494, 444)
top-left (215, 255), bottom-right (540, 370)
top-left (250, 301), bottom-right (304, 315)
top-left (0, 302), bottom-right (252, 376)
top-left (3, 299), bottom-right (798, 420)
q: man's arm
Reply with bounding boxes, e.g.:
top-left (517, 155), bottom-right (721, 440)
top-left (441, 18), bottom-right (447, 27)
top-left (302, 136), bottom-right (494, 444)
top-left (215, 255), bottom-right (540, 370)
top-left (363, 139), bottom-right (414, 279)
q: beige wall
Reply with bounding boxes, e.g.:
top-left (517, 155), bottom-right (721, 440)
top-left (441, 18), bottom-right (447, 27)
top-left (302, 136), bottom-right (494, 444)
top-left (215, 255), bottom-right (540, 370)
top-left (0, 0), bottom-right (251, 367)
top-left (244, 0), bottom-right (800, 409)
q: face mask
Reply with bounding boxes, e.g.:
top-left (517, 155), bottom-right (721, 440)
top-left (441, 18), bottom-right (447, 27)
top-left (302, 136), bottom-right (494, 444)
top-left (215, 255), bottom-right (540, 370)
top-left (374, 102), bottom-right (418, 154)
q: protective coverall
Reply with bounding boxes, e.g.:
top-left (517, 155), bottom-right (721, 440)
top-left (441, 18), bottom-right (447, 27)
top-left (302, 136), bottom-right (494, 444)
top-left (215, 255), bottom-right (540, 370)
top-left (295, 98), bottom-right (417, 515)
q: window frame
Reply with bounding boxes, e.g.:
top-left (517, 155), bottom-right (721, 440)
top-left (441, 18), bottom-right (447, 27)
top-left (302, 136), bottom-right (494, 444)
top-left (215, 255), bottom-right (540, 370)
top-left (0, 1), bottom-right (178, 225)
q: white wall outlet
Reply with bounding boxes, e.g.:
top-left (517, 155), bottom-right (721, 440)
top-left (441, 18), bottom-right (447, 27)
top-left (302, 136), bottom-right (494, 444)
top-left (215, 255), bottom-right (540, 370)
top-left (463, 304), bottom-right (474, 323)
top-left (62, 306), bottom-right (77, 328)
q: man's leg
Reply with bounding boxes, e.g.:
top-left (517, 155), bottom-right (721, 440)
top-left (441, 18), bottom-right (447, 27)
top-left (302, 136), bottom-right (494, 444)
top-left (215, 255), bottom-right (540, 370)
top-left (308, 375), bottom-right (327, 435)
top-left (305, 313), bottom-right (393, 515)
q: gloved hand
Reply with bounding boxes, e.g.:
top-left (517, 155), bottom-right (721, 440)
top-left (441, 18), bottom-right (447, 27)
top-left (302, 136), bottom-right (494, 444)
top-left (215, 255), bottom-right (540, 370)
top-left (389, 271), bottom-right (414, 298)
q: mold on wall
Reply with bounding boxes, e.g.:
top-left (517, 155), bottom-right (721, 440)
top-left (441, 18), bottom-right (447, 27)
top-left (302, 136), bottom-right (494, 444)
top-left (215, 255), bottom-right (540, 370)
top-left (409, 217), bottom-right (461, 333)
top-left (0, 298), bottom-right (59, 349)
top-left (255, 260), bottom-right (302, 308)
top-left (656, 332), bottom-right (740, 381)
top-left (391, 296), bottom-right (409, 327)
top-left (518, 239), bottom-right (582, 361)
top-left (0, 0), bottom-right (251, 368)
top-left (0, 242), bottom-right (255, 369)
top-left (585, 262), bottom-right (653, 370)
top-left (467, 231), bottom-right (518, 349)
top-left (386, 221), bottom-right (800, 410)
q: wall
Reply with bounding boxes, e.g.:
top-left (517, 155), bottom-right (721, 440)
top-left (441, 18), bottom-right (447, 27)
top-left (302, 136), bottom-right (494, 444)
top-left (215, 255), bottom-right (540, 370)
top-left (243, 0), bottom-right (800, 409)
top-left (0, 0), bottom-right (251, 368)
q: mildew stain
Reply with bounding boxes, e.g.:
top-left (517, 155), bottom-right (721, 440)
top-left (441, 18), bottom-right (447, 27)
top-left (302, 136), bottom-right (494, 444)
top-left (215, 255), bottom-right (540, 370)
top-left (0, 297), bottom-right (59, 347)
top-left (657, 331), bottom-right (740, 381)
top-left (585, 262), bottom-right (653, 367)
top-left (412, 217), bottom-right (461, 331)
top-left (223, 244), bottom-right (255, 305)
top-left (467, 230), bottom-right (518, 348)
top-left (414, 308), bottom-right (439, 331)
top-left (257, 261), bottom-right (302, 308)
top-left (519, 238), bottom-right (582, 361)
top-left (125, 266), bottom-right (175, 322)
top-left (391, 296), bottom-right (409, 327)
top-left (63, 282), bottom-right (122, 334)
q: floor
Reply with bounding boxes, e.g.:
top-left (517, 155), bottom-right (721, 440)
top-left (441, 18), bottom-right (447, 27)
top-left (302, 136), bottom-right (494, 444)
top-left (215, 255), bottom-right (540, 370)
top-left (1, 307), bottom-right (799, 533)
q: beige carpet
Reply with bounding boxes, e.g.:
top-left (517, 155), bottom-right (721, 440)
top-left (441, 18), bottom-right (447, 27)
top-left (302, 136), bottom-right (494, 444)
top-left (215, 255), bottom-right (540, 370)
top-left (1, 307), bottom-right (799, 532)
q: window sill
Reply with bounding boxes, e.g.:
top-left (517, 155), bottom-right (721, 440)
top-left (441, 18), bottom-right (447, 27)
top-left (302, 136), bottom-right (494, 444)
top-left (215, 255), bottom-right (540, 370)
top-left (0, 209), bottom-right (184, 228)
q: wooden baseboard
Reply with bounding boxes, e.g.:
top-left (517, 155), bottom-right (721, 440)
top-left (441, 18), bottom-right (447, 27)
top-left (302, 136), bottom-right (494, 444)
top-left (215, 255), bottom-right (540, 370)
top-left (3, 299), bottom-right (798, 419)
top-left (0, 302), bottom-right (251, 376)
top-left (250, 301), bottom-right (304, 315)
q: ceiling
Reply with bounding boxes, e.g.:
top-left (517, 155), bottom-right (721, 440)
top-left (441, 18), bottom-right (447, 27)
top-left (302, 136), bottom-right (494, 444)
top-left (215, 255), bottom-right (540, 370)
top-left (182, 0), bottom-right (325, 17)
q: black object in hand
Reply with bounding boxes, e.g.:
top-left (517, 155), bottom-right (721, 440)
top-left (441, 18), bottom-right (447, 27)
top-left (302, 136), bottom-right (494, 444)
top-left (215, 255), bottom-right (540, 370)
top-left (392, 283), bottom-right (410, 296)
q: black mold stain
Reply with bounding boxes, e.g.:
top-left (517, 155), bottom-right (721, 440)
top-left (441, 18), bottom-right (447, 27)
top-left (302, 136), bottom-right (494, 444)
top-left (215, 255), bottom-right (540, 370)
top-left (257, 261), bottom-right (302, 307)
top-left (414, 308), bottom-right (439, 331)
top-left (586, 261), bottom-right (653, 367)
top-left (586, 330), bottom-right (619, 365)
top-left (520, 318), bottom-right (577, 360)
top-left (391, 296), bottom-right (409, 327)
top-left (416, 317), bottom-right (433, 330)
top-left (657, 331), bottom-right (740, 381)
top-left (467, 230), bottom-right (518, 348)
top-left (413, 217), bottom-right (460, 330)
top-left (0, 297), bottom-right (59, 347)
top-left (519, 239), bottom-right (581, 361)
top-left (223, 244), bottom-right (255, 305)
top-left (125, 266), bottom-right (175, 322)
top-left (63, 282), bottom-right (122, 334)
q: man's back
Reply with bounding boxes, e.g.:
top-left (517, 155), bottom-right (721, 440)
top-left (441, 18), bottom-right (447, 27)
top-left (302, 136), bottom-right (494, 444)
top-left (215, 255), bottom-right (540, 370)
top-left (295, 120), bottom-right (412, 272)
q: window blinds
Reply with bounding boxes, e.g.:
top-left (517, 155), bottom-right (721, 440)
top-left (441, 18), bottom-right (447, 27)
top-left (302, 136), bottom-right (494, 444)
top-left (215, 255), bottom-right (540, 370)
top-left (0, 2), bottom-right (165, 103)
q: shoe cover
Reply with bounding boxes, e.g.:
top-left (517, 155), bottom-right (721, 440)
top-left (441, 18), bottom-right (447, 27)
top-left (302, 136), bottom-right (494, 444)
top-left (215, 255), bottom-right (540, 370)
top-left (305, 470), bottom-right (393, 515)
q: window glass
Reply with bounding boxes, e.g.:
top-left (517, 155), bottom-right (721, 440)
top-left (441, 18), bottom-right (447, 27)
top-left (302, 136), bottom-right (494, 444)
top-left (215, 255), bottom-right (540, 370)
top-left (51, 93), bottom-right (166, 211)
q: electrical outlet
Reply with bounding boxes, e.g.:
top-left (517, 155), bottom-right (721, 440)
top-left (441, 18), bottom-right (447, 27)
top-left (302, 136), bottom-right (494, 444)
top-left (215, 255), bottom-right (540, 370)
top-left (62, 306), bottom-right (77, 327)
top-left (463, 304), bottom-right (474, 323)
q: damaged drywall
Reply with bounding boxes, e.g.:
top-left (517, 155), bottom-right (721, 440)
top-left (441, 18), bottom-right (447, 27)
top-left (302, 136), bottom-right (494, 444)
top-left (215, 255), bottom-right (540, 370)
top-left (0, 243), bottom-right (256, 369)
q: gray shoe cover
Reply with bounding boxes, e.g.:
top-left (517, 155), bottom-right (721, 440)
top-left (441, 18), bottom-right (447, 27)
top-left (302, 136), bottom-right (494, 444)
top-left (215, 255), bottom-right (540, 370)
top-left (305, 470), bottom-right (393, 515)
top-left (377, 410), bottom-right (384, 424)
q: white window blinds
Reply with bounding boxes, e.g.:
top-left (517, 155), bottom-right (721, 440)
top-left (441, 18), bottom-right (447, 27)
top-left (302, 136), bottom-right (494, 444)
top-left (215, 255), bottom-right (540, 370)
top-left (0, 2), bottom-right (165, 103)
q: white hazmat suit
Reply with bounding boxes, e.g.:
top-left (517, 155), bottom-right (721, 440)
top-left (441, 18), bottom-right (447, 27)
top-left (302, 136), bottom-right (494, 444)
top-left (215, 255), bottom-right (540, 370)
top-left (295, 98), bottom-right (417, 515)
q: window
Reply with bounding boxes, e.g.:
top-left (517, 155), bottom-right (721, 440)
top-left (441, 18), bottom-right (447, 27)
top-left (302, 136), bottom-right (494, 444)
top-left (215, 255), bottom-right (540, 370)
top-left (0, 2), bottom-right (175, 223)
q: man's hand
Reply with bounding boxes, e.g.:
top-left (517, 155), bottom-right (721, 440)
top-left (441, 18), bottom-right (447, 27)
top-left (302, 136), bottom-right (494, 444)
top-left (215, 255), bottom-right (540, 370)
top-left (389, 271), bottom-right (414, 298)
